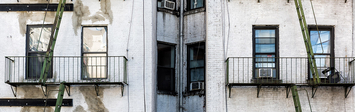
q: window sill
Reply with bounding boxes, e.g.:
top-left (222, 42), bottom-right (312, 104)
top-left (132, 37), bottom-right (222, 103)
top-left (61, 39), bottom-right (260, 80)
top-left (157, 91), bottom-right (178, 96)
top-left (184, 8), bottom-right (205, 16)
top-left (183, 90), bottom-right (205, 96)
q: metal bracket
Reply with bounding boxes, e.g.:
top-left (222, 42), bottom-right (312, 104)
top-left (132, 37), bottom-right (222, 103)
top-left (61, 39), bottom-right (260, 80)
top-left (286, 86), bottom-right (291, 98)
top-left (10, 85), bottom-right (17, 97)
top-left (228, 85), bottom-right (232, 98)
top-left (257, 85), bottom-right (261, 98)
top-left (94, 84), bottom-right (99, 96)
top-left (344, 86), bottom-right (353, 98)
top-left (311, 86), bottom-right (318, 98)
top-left (41, 85), bottom-right (48, 96)
top-left (121, 85), bottom-right (124, 97)
top-left (65, 85), bottom-right (70, 96)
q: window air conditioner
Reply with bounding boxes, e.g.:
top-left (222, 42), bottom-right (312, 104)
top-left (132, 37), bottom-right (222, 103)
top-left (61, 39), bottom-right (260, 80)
top-left (164, 0), bottom-right (175, 10)
top-left (190, 82), bottom-right (204, 91)
top-left (258, 68), bottom-right (273, 78)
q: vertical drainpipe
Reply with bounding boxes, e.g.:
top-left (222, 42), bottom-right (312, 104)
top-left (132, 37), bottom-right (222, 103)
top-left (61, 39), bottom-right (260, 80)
top-left (179, 0), bottom-right (184, 112)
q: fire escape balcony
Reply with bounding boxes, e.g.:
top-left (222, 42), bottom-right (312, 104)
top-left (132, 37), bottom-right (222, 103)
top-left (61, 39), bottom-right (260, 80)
top-left (226, 57), bottom-right (355, 98)
top-left (5, 56), bottom-right (128, 86)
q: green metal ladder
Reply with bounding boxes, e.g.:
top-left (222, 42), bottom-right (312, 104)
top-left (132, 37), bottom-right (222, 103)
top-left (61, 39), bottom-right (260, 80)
top-left (292, 0), bottom-right (322, 112)
top-left (38, 0), bottom-right (67, 112)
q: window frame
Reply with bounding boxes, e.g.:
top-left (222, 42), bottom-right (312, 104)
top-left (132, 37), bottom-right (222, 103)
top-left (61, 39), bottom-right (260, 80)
top-left (25, 24), bottom-right (53, 80)
top-left (308, 26), bottom-right (335, 79)
top-left (187, 42), bottom-right (205, 92)
top-left (157, 42), bottom-right (176, 94)
top-left (81, 26), bottom-right (108, 80)
top-left (252, 26), bottom-right (279, 79)
top-left (186, 0), bottom-right (205, 11)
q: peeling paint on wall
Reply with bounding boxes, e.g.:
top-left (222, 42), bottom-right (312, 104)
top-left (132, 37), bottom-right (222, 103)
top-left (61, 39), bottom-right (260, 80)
top-left (18, 12), bottom-right (55, 36)
top-left (72, 0), bottom-right (113, 35)
top-left (79, 86), bottom-right (109, 112)
top-left (21, 107), bottom-right (54, 112)
top-left (73, 105), bottom-right (86, 112)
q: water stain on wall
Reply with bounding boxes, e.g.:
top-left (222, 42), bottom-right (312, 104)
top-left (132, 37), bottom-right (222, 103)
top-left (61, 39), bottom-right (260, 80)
top-left (72, 0), bottom-right (113, 35)
top-left (79, 86), bottom-right (109, 112)
top-left (18, 12), bottom-right (55, 36)
top-left (73, 105), bottom-right (86, 112)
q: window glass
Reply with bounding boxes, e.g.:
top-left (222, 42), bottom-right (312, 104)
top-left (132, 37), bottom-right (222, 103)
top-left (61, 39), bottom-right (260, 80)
top-left (157, 43), bottom-right (175, 92)
top-left (253, 28), bottom-right (277, 78)
top-left (82, 26), bottom-right (107, 79)
top-left (188, 43), bottom-right (205, 82)
top-left (190, 0), bottom-right (204, 9)
top-left (255, 30), bottom-right (275, 37)
top-left (29, 26), bottom-right (51, 52)
top-left (310, 31), bottom-right (330, 53)
top-left (310, 28), bottom-right (333, 78)
top-left (83, 27), bottom-right (107, 52)
top-left (26, 25), bottom-right (53, 79)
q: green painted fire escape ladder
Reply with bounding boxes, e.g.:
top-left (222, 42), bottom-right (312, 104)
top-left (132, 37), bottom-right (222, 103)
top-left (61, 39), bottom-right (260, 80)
top-left (292, 0), bottom-right (322, 112)
top-left (37, 0), bottom-right (67, 112)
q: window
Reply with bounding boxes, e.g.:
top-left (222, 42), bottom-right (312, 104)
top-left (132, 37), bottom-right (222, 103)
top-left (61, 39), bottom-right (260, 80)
top-left (157, 43), bottom-right (175, 92)
top-left (187, 42), bottom-right (205, 91)
top-left (253, 26), bottom-right (279, 79)
top-left (26, 25), bottom-right (53, 79)
top-left (82, 26), bottom-right (108, 79)
top-left (309, 26), bottom-right (334, 78)
top-left (187, 0), bottom-right (204, 10)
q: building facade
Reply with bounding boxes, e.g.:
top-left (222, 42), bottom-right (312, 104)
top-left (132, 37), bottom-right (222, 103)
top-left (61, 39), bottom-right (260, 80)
top-left (0, 0), bottom-right (354, 112)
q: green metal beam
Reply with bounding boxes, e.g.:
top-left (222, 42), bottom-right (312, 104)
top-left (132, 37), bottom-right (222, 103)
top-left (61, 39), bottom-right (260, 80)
top-left (39, 0), bottom-right (66, 85)
top-left (55, 82), bottom-right (66, 112)
top-left (291, 85), bottom-right (302, 112)
top-left (294, 0), bottom-right (320, 85)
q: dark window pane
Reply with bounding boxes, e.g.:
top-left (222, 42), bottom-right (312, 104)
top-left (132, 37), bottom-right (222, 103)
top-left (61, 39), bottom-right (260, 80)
top-left (157, 43), bottom-right (175, 92)
top-left (158, 44), bottom-right (174, 68)
top-left (190, 68), bottom-right (204, 82)
top-left (83, 27), bottom-right (107, 52)
top-left (27, 53), bottom-right (52, 79)
top-left (157, 67), bottom-right (174, 92)
top-left (188, 43), bottom-right (205, 83)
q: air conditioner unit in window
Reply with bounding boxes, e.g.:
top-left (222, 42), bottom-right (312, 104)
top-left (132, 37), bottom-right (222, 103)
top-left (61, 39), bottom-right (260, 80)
top-left (164, 0), bottom-right (175, 10)
top-left (190, 82), bottom-right (204, 91)
top-left (258, 68), bottom-right (273, 78)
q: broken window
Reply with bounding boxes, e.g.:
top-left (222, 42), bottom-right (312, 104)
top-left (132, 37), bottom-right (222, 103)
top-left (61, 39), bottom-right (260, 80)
top-left (253, 26), bottom-right (278, 79)
top-left (26, 25), bottom-right (53, 79)
top-left (187, 42), bottom-right (205, 91)
top-left (309, 26), bottom-right (334, 78)
top-left (82, 26), bottom-right (107, 79)
top-left (157, 43), bottom-right (175, 93)
top-left (187, 0), bottom-right (204, 10)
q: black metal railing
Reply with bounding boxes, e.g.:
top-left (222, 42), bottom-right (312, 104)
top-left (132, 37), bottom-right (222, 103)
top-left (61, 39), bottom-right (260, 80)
top-left (226, 57), bottom-right (355, 85)
top-left (5, 56), bottom-right (127, 84)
